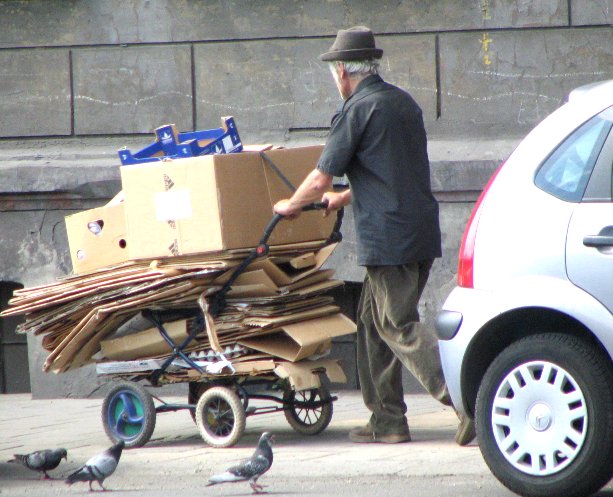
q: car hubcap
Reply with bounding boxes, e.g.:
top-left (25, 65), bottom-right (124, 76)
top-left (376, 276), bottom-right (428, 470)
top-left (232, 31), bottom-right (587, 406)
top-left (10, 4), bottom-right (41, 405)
top-left (492, 360), bottom-right (587, 476)
top-left (527, 402), bottom-right (552, 431)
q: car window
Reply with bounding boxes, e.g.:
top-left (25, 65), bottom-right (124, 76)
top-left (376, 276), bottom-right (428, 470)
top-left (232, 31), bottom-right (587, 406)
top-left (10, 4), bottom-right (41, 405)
top-left (535, 107), bottom-right (613, 202)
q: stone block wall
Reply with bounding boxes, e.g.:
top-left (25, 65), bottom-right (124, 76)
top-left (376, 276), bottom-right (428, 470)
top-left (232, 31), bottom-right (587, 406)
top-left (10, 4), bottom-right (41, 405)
top-left (0, 0), bottom-right (611, 397)
top-left (1, 1), bottom-right (611, 140)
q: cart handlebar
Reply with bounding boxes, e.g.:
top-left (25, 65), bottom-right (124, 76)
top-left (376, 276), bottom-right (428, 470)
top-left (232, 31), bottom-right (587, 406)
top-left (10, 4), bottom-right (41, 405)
top-left (259, 201), bottom-right (329, 247)
top-left (301, 201), bottom-right (329, 211)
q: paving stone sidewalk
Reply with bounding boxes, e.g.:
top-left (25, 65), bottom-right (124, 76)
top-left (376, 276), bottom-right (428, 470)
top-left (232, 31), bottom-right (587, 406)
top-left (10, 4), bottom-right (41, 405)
top-left (0, 390), bottom-right (497, 496)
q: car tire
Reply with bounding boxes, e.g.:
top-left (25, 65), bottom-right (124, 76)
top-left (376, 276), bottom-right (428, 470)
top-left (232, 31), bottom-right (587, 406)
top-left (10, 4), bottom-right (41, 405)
top-left (476, 333), bottom-right (613, 497)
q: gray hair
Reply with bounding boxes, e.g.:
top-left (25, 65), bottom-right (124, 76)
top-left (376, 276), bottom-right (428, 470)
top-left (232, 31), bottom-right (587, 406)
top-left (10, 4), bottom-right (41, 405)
top-left (329, 59), bottom-right (380, 79)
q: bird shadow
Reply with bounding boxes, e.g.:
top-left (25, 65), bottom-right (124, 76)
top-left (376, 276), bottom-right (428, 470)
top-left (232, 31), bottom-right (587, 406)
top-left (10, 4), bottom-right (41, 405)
top-left (217, 492), bottom-right (296, 497)
top-left (0, 461), bottom-right (46, 480)
top-left (141, 424), bottom-right (450, 451)
top-left (94, 484), bottom-right (134, 495)
top-left (144, 429), bottom-right (336, 450)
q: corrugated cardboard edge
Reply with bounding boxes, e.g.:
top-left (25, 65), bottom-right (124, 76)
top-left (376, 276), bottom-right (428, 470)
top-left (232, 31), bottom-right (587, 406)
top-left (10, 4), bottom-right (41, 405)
top-left (238, 313), bottom-right (356, 362)
top-left (274, 359), bottom-right (347, 391)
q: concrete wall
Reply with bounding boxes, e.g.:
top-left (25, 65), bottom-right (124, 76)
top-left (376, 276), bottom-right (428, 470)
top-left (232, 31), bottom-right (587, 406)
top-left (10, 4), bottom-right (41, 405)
top-left (2, 1), bottom-right (611, 138)
top-left (0, 0), bottom-right (611, 398)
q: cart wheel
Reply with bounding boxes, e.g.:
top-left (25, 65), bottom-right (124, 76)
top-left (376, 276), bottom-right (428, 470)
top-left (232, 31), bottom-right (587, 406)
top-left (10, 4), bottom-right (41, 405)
top-left (195, 386), bottom-right (246, 448)
top-left (283, 385), bottom-right (333, 435)
top-left (101, 381), bottom-right (156, 448)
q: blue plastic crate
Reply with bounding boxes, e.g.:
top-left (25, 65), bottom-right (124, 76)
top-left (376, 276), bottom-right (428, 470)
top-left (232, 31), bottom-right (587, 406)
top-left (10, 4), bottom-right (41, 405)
top-left (118, 116), bottom-right (242, 165)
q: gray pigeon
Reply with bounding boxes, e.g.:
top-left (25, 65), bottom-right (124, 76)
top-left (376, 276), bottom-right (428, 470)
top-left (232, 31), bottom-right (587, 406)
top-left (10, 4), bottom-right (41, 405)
top-left (64, 440), bottom-right (124, 491)
top-left (207, 432), bottom-right (274, 494)
top-left (8, 448), bottom-right (68, 479)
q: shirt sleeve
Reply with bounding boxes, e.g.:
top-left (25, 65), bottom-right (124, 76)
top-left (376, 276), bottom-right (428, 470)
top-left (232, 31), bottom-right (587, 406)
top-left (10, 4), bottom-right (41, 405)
top-left (317, 104), bottom-right (363, 177)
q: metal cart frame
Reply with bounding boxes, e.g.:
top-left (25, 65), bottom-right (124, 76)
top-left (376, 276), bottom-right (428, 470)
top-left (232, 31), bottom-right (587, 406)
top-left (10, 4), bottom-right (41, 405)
top-left (101, 201), bottom-right (344, 448)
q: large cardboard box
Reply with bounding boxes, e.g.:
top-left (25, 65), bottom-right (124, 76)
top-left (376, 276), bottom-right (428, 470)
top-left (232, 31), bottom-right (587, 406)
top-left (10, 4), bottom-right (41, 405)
top-left (65, 199), bottom-right (129, 274)
top-left (261, 146), bottom-right (335, 247)
top-left (120, 146), bottom-right (335, 260)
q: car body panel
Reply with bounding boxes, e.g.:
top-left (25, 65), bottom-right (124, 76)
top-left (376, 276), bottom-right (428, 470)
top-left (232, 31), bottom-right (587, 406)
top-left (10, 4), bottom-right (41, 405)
top-left (436, 78), bottom-right (613, 497)
top-left (474, 181), bottom-right (573, 288)
top-left (566, 204), bottom-right (613, 313)
top-left (440, 277), bottom-right (613, 415)
top-left (438, 80), bottom-right (613, 416)
top-left (566, 125), bottom-right (613, 312)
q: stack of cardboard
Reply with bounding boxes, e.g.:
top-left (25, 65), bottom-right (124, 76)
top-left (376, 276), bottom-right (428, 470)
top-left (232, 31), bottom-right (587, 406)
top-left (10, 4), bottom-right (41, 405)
top-left (3, 242), bottom-right (354, 387)
top-left (2, 144), bottom-right (356, 390)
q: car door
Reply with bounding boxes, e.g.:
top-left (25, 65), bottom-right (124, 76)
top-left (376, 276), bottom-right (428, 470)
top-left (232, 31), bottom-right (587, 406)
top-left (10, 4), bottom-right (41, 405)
top-left (566, 107), bottom-right (613, 312)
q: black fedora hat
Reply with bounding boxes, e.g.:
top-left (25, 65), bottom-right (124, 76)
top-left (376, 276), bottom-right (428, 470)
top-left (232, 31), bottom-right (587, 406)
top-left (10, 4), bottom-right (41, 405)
top-left (319, 26), bottom-right (383, 62)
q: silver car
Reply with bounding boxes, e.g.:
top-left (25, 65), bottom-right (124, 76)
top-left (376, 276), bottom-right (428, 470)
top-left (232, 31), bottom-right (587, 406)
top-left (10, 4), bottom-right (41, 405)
top-left (436, 79), bottom-right (613, 497)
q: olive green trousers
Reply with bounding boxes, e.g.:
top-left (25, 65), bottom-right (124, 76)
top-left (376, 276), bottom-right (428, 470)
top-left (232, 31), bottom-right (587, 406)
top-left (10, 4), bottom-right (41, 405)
top-left (356, 261), bottom-right (452, 435)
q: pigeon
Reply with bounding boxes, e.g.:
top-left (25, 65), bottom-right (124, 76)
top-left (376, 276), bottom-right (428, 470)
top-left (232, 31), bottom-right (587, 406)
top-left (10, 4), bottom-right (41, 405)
top-left (8, 448), bottom-right (68, 479)
top-left (64, 440), bottom-right (124, 491)
top-left (207, 432), bottom-right (274, 494)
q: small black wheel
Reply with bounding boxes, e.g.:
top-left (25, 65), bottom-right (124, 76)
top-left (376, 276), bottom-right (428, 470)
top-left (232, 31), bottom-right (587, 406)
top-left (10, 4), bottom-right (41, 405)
top-left (283, 385), bottom-right (333, 435)
top-left (195, 386), bottom-right (246, 448)
top-left (102, 381), bottom-right (156, 448)
top-left (476, 333), bottom-right (613, 497)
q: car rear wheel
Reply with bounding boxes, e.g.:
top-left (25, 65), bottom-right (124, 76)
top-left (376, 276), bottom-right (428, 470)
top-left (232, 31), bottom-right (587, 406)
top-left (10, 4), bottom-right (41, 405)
top-left (476, 333), bottom-right (613, 497)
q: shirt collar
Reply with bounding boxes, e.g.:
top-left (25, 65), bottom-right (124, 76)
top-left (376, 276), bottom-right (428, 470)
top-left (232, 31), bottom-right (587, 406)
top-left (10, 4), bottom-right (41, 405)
top-left (348, 74), bottom-right (383, 101)
top-left (334, 74), bottom-right (383, 121)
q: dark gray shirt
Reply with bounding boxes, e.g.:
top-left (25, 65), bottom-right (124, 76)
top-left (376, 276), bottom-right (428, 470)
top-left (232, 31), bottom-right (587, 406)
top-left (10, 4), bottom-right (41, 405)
top-left (317, 74), bottom-right (441, 266)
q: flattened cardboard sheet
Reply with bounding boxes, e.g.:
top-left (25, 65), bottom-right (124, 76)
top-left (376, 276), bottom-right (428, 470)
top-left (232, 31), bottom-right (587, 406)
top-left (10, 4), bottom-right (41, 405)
top-left (101, 319), bottom-right (188, 361)
top-left (248, 243), bottom-right (337, 286)
top-left (238, 313), bottom-right (356, 362)
top-left (243, 304), bottom-right (339, 328)
top-left (96, 359), bottom-right (166, 374)
top-left (274, 359), bottom-right (347, 391)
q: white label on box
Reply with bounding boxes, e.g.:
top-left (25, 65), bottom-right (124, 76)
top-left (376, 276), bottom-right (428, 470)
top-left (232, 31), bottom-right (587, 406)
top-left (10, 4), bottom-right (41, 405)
top-left (222, 135), bottom-right (233, 152)
top-left (155, 189), bottom-right (192, 221)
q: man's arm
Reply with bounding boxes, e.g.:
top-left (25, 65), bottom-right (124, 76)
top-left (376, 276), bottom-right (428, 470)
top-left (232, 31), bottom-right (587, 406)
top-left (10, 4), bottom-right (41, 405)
top-left (273, 169), bottom-right (334, 218)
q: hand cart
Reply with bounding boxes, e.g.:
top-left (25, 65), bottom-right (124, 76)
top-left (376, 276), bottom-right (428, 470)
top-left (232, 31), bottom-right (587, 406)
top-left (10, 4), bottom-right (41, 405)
top-left (101, 202), bottom-right (345, 448)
